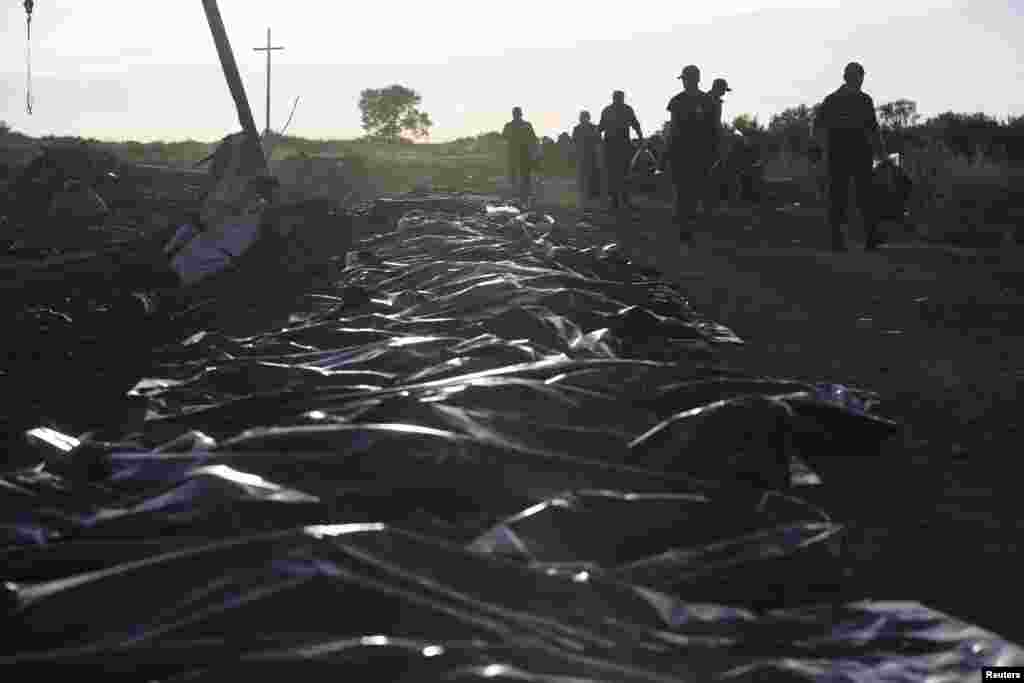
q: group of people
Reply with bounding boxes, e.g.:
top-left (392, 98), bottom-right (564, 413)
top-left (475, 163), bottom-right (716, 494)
top-left (504, 60), bottom-right (889, 252)
top-left (502, 70), bottom-right (733, 216)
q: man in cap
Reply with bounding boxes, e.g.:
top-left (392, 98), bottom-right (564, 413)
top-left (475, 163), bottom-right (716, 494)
top-left (705, 77), bottom-right (732, 214)
top-left (709, 78), bottom-right (731, 135)
top-left (813, 62), bottom-right (887, 251)
top-left (572, 111), bottom-right (601, 209)
top-left (503, 107), bottom-right (539, 206)
top-left (664, 65), bottom-right (720, 244)
top-left (598, 90), bottom-right (644, 210)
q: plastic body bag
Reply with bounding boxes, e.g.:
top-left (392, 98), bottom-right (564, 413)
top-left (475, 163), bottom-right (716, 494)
top-left (1, 194), bottom-right (1018, 680)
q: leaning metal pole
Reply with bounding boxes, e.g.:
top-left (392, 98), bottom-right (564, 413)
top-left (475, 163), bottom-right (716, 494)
top-left (201, 0), bottom-right (268, 174)
top-left (265, 28), bottom-right (271, 136)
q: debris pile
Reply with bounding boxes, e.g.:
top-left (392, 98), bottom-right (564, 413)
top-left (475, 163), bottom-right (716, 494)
top-left (1, 142), bottom-right (122, 253)
top-left (0, 135), bottom-right (352, 446)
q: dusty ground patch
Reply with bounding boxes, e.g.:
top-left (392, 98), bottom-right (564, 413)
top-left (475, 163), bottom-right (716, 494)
top-left (531, 197), bottom-right (1023, 642)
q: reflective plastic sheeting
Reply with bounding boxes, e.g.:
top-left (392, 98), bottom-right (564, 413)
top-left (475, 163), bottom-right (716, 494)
top-left (1, 195), bottom-right (1016, 680)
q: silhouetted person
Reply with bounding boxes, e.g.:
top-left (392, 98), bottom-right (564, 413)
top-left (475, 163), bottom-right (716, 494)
top-left (502, 107), bottom-right (538, 205)
top-left (808, 138), bottom-right (828, 203)
top-left (706, 77), bottom-right (732, 214)
top-left (735, 133), bottom-right (763, 203)
top-left (664, 65), bottom-right (719, 244)
top-left (813, 62), bottom-right (886, 251)
top-left (557, 132), bottom-right (573, 158)
top-left (708, 78), bottom-right (731, 136)
top-left (598, 91), bottom-right (643, 210)
top-left (572, 111), bottom-right (600, 208)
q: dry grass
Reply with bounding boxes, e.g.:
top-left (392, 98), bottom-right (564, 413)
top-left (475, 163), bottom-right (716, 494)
top-left (5, 129), bottom-right (1020, 244)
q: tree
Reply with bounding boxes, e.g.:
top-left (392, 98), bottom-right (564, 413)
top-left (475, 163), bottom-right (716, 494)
top-left (924, 111), bottom-right (1001, 159)
top-left (358, 85), bottom-right (433, 143)
top-left (768, 105), bottom-right (815, 158)
top-left (474, 131), bottom-right (505, 153)
top-left (1002, 115), bottom-right (1024, 163)
top-left (768, 105), bottom-right (813, 132)
top-left (732, 114), bottom-right (764, 136)
top-left (876, 99), bottom-right (920, 131)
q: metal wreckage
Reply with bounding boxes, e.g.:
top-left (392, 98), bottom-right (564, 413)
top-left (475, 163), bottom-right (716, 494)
top-left (0, 2), bottom-right (1019, 680)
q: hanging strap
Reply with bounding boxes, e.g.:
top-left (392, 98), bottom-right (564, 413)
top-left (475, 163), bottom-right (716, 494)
top-left (25, 0), bottom-right (35, 115)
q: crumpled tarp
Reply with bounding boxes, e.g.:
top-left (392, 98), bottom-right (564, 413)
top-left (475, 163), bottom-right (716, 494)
top-left (2, 197), bottom-right (1020, 679)
top-left (169, 216), bottom-right (263, 286)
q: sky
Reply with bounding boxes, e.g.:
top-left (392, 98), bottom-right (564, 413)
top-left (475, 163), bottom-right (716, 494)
top-left (1, 0), bottom-right (1022, 143)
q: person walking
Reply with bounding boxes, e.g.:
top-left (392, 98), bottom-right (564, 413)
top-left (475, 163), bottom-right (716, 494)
top-left (598, 91), bottom-right (644, 210)
top-left (706, 77), bottom-right (732, 214)
top-left (572, 111), bottom-right (601, 209)
top-left (813, 62), bottom-right (887, 252)
top-left (708, 78), bottom-right (731, 135)
top-left (502, 107), bottom-right (539, 206)
top-left (664, 65), bottom-right (720, 244)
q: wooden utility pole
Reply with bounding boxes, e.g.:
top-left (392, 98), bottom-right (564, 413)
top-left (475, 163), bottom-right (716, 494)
top-left (254, 28), bottom-right (285, 137)
top-left (201, 0), bottom-right (267, 173)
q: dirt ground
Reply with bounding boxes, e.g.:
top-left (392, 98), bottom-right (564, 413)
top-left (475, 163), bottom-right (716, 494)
top-left (535, 194), bottom-right (1024, 643)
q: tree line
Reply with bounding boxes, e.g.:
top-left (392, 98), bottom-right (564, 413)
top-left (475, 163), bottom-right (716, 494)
top-left (715, 100), bottom-right (1024, 165)
top-left (6, 87), bottom-right (1023, 170)
top-left (352, 82), bottom-right (1024, 167)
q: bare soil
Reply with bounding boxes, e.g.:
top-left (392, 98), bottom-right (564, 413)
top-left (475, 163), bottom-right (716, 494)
top-left (537, 197), bottom-right (1024, 643)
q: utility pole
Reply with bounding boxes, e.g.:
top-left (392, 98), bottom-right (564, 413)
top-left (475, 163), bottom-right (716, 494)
top-left (254, 28), bottom-right (285, 137)
top-left (201, 0), bottom-right (267, 173)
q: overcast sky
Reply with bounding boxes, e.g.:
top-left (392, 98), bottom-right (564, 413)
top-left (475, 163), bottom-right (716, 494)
top-left (1, 1), bottom-right (1022, 143)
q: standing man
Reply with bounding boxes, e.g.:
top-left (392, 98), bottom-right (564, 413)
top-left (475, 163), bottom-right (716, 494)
top-left (664, 65), bottom-right (720, 244)
top-left (503, 107), bottom-right (539, 206)
top-left (706, 77), bottom-right (732, 214)
top-left (813, 62), bottom-right (886, 252)
top-left (708, 78), bottom-right (731, 135)
top-left (598, 91), bottom-right (644, 210)
top-left (572, 111), bottom-right (601, 209)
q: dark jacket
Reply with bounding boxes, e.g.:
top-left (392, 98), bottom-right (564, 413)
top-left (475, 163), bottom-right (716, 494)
top-left (598, 104), bottom-right (641, 145)
top-left (666, 90), bottom-right (719, 163)
top-left (814, 85), bottom-right (880, 154)
top-left (572, 122), bottom-right (600, 160)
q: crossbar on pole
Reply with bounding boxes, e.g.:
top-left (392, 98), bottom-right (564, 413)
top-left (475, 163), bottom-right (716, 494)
top-left (254, 27), bottom-right (285, 137)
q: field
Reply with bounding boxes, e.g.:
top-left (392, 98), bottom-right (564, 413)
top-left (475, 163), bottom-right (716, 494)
top-left (2, 122), bottom-right (1024, 662)
top-left (5, 127), bottom-right (1022, 243)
